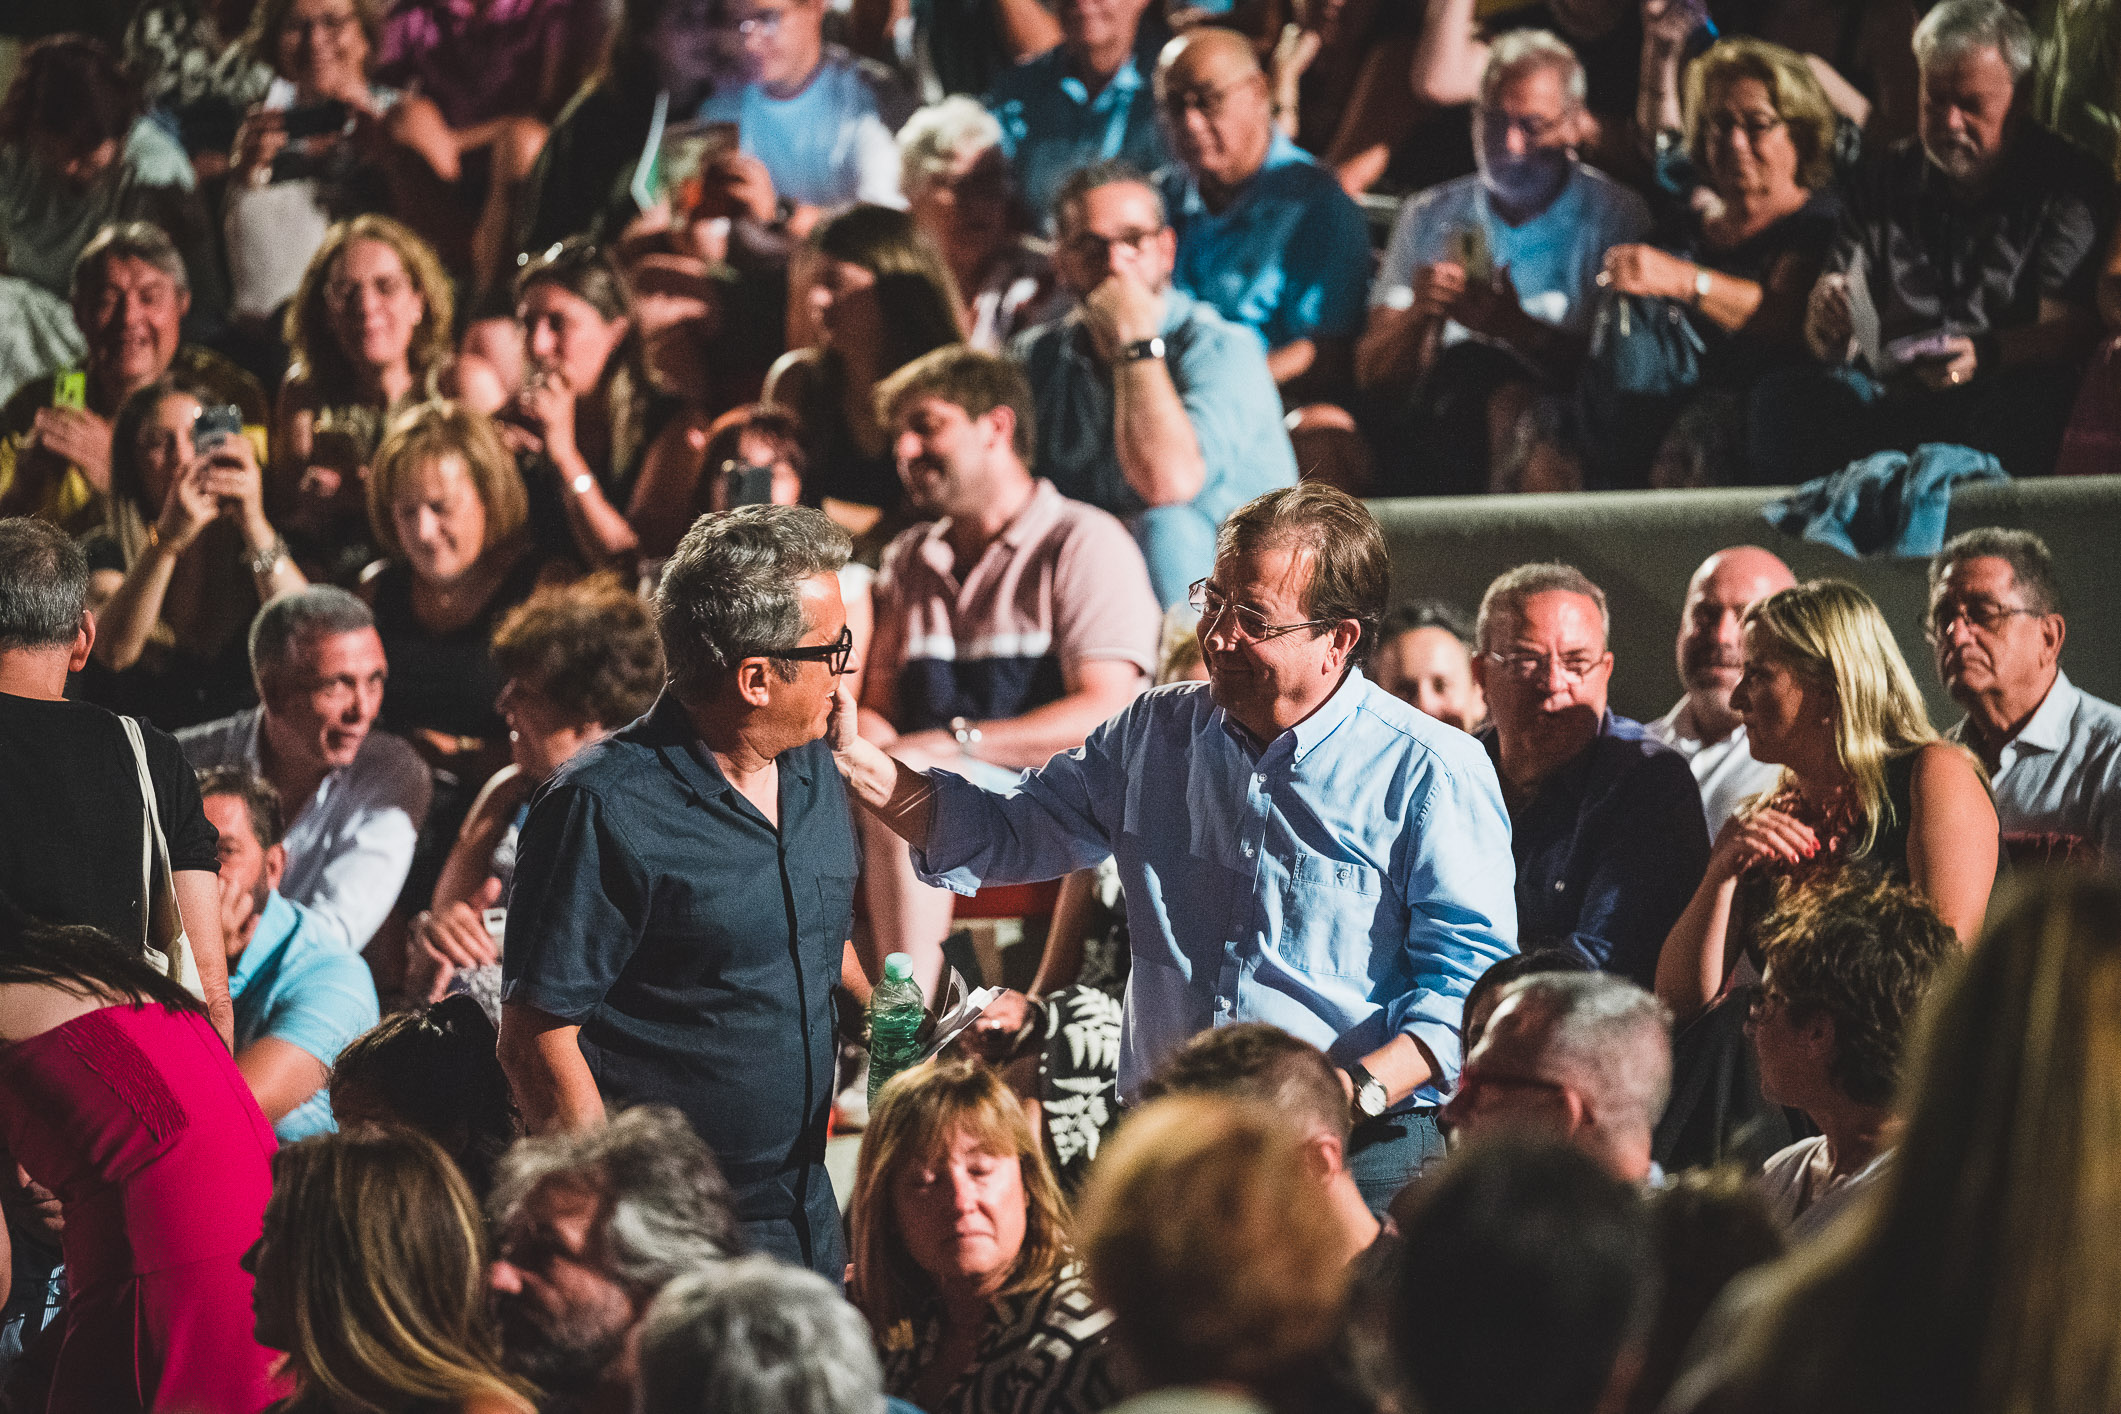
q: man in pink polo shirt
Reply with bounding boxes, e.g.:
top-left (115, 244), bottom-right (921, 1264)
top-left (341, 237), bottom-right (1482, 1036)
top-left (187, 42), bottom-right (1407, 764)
top-left (858, 344), bottom-right (1162, 996)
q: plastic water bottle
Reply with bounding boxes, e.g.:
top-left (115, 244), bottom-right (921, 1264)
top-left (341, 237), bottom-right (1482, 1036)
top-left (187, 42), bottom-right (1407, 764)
top-left (867, 953), bottom-right (928, 1109)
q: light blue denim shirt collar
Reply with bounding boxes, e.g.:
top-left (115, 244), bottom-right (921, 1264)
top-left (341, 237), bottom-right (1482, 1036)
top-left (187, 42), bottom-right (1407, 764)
top-left (1058, 50), bottom-right (1144, 110)
top-left (1173, 127), bottom-right (1308, 222)
top-left (1216, 665), bottom-right (1368, 766)
top-left (229, 889), bottom-right (301, 998)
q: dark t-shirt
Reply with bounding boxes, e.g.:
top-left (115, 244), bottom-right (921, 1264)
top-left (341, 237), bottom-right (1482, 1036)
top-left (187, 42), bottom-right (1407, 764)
top-left (370, 550), bottom-right (545, 742)
top-left (0, 692), bottom-right (219, 943)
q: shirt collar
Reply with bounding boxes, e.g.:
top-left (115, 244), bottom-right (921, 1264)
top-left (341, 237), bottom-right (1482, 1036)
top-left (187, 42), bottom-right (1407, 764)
top-left (647, 690), bottom-right (814, 800)
top-left (1174, 129), bottom-right (1304, 220)
top-left (1218, 666), bottom-right (1369, 765)
top-left (229, 890), bottom-right (300, 995)
top-left (1058, 51), bottom-right (1142, 108)
top-left (1471, 158), bottom-right (1584, 235)
top-left (918, 479), bottom-right (1064, 580)
top-left (2012, 669), bottom-right (2078, 754)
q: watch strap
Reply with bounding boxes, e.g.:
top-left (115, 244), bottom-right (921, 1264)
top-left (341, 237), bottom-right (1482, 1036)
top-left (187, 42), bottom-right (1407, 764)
top-left (1119, 336), bottom-right (1166, 363)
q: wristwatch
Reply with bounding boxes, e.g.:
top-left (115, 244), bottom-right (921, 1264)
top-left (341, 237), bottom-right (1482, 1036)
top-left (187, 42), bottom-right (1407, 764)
top-left (568, 471), bottom-right (597, 497)
top-left (1118, 336), bottom-right (1166, 363)
top-left (1345, 1062), bottom-right (1389, 1121)
top-left (1690, 266), bottom-right (1713, 309)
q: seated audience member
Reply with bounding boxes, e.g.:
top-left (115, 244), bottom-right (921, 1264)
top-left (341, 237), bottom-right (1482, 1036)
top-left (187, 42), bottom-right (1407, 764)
top-left (1473, 563), bottom-right (1710, 986)
top-left (0, 519), bottom-right (233, 1033)
top-left (1591, 40), bottom-right (1843, 489)
top-left (82, 375), bottom-right (308, 728)
top-left (406, 575), bottom-right (664, 1009)
top-left (1393, 1137), bottom-right (1657, 1414)
top-left (488, 1106), bottom-right (746, 1411)
top-left (247, 1127), bottom-right (537, 1414)
top-left (514, 240), bottom-right (700, 563)
top-left (1663, 874), bottom-right (2121, 1414)
top-left (1773, 0), bottom-right (2109, 483)
top-left (0, 38), bottom-right (223, 340)
top-left (1075, 1095), bottom-right (1351, 1414)
top-left (1012, 162), bottom-right (1299, 606)
top-left (1413, 0), bottom-right (1647, 180)
top-left (1654, 580), bottom-right (1997, 1030)
top-left (1460, 946), bottom-right (1593, 1055)
top-left (202, 766), bottom-right (381, 1142)
top-left (767, 205), bottom-right (967, 512)
top-left (1444, 971), bottom-right (1673, 1185)
top-left (0, 919), bottom-right (280, 1414)
top-left (180, 587), bottom-right (433, 956)
top-left (1632, 1168), bottom-right (1785, 1414)
top-left (330, 994), bottom-right (521, 1199)
top-left (1152, 28), bottom-right (1369, 401)
top-left (375, 0), bottom-right (601, 132)
top-left (1359, 32), bottom-right (1652, 495)
top-left (0, 223), bottom-right (265, 536)
top-left (984, 0), bottom-right (1170, 223)
top-left (221, 0), bottom-right (477, 320)
top-left (696, 0), bottom-right (914, 224)
top-left (514, 0), bottom-right (744, 252)
top-left (274, 215), bottom-right (457, 582)
top-left (638, 1256), bottom-right (892, 1414)
top-left (1372, 600), bottom-right (1485, 732)
top-left (1747, 871), bottom-right (1956, 1242)
top-left (1928, 529), bottom-right (2121, 865)
top-left (361, 399), bottom-right (543, 773)
top-left (1267, 0), bottom-right (1426, 197)
top-left (900, 99), bottom-right (1064, 353)
top-left (123, 0), bottom-right (277, 175)
top-left (1647, 547), bottom-right (1798, 836)
top-left (850, 1059), bottom-right (1116, 1414)
top-left (856, 346), bottom-right (1159, 992)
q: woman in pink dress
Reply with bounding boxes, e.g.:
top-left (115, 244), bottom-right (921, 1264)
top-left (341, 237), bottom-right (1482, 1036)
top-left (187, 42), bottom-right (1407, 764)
top-left (0, 918), bottom-right (286, 1413)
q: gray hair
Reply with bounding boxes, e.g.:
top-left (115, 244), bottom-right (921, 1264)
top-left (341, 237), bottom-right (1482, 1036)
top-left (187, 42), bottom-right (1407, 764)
top-left (488, 1105), bottom-right (743, 1296)
top-left (1928, 527), bottom-right (2064, 616)
top-left (1496, 972), bottom-right (1674, 1129)
top-left (1053, 159), bottom-right (1167, 235)
top-left (655, 506), bottom-right (850, 696)
top-left (1912, 0), bottom-right (2034, 84)
top-left (898, 97), bottom-right (1004, 195)
top-left (1480, 29), bottom-right (1587, 110)
top-left (1476, 562), bottom-right (1610, 651)
top-left (638, 1256), bottom-right (887, 1414)
top-left (248, 586), bottom-right (375, 688)
top-left (71, 221), bottom-right (190, 305)
top-left (0, 517), bottom-right (89, 652)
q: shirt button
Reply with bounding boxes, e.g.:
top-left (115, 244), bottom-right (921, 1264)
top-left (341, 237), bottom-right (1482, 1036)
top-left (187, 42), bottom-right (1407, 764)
top-left (1254, 773), bottom-right (1266, 786)
top-left (1216, 995), bottom-right (1232, 1013)
top-left (1243, 843), bottom-right (1256, 858)
top-left (1553, 879), bottom-right (1567, 892)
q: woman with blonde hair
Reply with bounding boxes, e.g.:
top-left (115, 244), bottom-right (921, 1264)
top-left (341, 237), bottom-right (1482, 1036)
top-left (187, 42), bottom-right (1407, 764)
top-left (1667, 871), bottom-right (2121, 1414)
top-left (1075, 1094), bottom-right (1354, 1413)
top-left (275, 214), bottom-right (457, 580)
top-left (849, 1058), bottom-right (1115, 1414)
top-left (245, 1126), bottom-right (537, 1414)
top-left (1655, 579), bottom-right (1995, 1028)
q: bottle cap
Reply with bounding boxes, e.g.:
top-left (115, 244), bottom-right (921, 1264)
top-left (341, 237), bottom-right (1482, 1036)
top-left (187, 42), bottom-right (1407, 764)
top-left (882, 953), bottom-right (914, 983)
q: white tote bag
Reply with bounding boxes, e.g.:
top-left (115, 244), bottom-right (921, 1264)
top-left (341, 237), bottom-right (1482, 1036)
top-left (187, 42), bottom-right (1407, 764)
top-left (118, 717), bottom-right (207, 1001)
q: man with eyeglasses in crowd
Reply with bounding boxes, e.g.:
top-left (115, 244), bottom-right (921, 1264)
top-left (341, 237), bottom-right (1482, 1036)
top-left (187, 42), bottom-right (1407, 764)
top-left (1012, 159), bottom-right (1297, 607)
top-left (1927, 528), bottom-right (2121, 868)
top-left (1471, 563), bottom-right (1708, 989)
top-left (831, 483), bottom-right (1517, 1215)
top-left (1151, 28), bottom-right (1370, 402)
top-left (499, 506), bottom-right (862, 1280)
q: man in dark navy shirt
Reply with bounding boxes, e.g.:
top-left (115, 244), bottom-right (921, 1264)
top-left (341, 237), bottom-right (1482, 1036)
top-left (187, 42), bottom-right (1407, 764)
top-left (1472, 563), bottom-right (1709, 989)
top-left (500, 505), bottom-right (860, 1278)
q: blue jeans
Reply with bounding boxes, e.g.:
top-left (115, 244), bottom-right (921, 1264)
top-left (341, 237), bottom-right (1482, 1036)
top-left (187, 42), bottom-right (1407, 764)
top-left (1346, 1110), bottom-right (1447, 1218)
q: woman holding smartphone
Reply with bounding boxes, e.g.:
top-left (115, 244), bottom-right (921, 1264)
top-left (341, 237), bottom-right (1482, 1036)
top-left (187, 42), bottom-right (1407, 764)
top-left (81, 374), bottom-right (309, 729)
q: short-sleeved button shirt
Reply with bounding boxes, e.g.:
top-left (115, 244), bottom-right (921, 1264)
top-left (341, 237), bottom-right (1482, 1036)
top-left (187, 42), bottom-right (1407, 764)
top-left (987, 46), bottom-right (1171, 225)
top-left (502, 693), bottom-right (857, 1265)
top-left (229, 890), bottom-right (381, 1142)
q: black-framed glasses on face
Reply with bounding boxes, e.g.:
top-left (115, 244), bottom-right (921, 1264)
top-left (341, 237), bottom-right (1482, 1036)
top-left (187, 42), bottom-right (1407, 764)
top-left (1924, 599), bottom-right (2042, 644)
top-left (1158, 74), bottom-right (1260, 120)
top-left (759, 625), bottom-right (853, 675)
top-left (1481, 649), bottom-right (1605, 682)
top-left (1061, 225), bottom-right (1164, 265)
top-left (1188, 579), bottom-right (1336, 643)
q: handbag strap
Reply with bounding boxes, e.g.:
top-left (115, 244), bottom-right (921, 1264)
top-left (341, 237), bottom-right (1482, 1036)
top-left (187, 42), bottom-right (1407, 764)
top-left (118, 716), bottom-right (179, 950)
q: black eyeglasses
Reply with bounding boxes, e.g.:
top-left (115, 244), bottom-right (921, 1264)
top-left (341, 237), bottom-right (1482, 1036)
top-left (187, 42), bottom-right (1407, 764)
top-left (756, 625), bottom-right (853, 675)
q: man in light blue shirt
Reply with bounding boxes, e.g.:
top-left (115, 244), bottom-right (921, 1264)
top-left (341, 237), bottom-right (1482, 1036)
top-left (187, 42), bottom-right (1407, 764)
top-left (832, 484), bottom-right (1518, 1211)
top-left (1152, 28), bottom-right (1371, 397)
top-left (985, 0), bottom-right (1169, 224)
top-left (1011, 161), bottom-right (1298, 607)
top-left (200, 768), bottom-right (380, 1143)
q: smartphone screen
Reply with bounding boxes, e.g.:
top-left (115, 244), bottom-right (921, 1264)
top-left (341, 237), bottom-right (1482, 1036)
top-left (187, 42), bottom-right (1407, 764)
top-left (194, 404), bottom-right (244, 453)
top-left (51, 371), bottom-right (86, 410)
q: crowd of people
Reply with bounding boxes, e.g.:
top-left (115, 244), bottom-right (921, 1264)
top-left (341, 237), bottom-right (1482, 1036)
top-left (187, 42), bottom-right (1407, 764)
top-left (0, 0), bottom-right (2119, 1409)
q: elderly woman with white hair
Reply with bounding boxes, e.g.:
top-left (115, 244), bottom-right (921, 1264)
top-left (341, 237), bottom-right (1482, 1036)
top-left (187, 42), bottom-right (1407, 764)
top-left (898, 97), bottom-right (1060, 352)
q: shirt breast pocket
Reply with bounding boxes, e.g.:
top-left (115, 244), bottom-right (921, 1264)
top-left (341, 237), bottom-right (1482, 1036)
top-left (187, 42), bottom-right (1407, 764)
top-left (1278, 852), bottom-right (1385, 981)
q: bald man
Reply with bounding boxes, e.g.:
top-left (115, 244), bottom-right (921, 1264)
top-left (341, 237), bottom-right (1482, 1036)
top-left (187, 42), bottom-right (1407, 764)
top-left (1152, 27), bottom-right (1370, 399)
top-left (1647, 547), bottom-right (1798, 834)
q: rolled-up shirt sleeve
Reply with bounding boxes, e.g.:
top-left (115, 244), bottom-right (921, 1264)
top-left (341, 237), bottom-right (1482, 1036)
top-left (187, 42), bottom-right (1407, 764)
top-left (1381, 753), bottom-right (1519, 1090)
top-left (911, 713), bottom-right (1128, 895)
top-left (502, 783), bottom-right (650, 1021)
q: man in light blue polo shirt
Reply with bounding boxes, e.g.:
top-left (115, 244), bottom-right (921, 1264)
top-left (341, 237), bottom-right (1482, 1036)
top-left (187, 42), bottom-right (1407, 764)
top-left (1010, 160), bottom-right (1297, 607)
top-left (1153, 28), bottom-right (1370, 399)
top-left (200, 768), bottom-right (379, 1143)
top-left (985, 0), bottom-right (1169, 224)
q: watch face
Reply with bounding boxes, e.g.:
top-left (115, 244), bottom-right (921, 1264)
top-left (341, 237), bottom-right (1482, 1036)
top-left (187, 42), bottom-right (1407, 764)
top-left (1358, 1082), bottom-right (1388, 1117)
